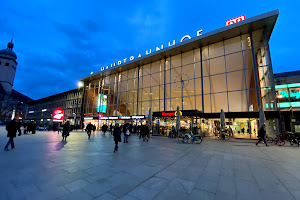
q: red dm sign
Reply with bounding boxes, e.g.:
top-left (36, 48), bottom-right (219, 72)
top-left (53, 109), bottom-right (64, 122)
top-left (162, 112), bottom-right (175, 117)
top-left (225, 15), bottom-right (246, 26)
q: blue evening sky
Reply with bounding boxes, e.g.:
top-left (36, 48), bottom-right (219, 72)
top-left (1, 0), bottom-right (299, 100)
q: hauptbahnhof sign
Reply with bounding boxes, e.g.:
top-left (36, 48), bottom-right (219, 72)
top-left (98, 30), bottom-right (203, 73)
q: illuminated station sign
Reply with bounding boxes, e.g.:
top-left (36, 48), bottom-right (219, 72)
top-left (225, 15), bottom-right (246, 26)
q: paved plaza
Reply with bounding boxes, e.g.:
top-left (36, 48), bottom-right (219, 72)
top-left (1, 126), bottom-right (300, 200)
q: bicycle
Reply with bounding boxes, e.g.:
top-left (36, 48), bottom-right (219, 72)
top-left (289, 132), bottom-right (300, 147)
top-left (266, 135), bottom-right (274, 143)
top-left (182, 131), bottom-right (202, 144)
top-left (274, 133), bottom-right (286, 146)
top-left (217, 130), bottom-right (230, 140)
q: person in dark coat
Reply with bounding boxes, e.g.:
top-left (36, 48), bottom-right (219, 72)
top-left (143, 123), bottom-right (149, 142)
top-left (256, 124), bottom-right (268, 146)
top-left (86, 123), bottom-right (93, 139)
top-left (123, 123), bottom-right (129, 143)
top-left (102, 124), bottom-right (108, 135)
top-left (92, 124), bottom-right (96, 133)
top-left (17, 121), bottom-right (22, 136)
top-left (133, 124), bottom-right (137, 134)
top-left (113, 124), bottom-right (121, 153)
top-left (139, 125), bottom-right (143, 139)
top-left (62, 121), bottom-right (70, 141)
top-left (129, 124), bottom-right (133, 134)
top-left (4, 119), bottom-right (18, 151)
top-left (32, 122), bottom-right (37, 134)
top-left (110, 123), bottom-right (113, 135)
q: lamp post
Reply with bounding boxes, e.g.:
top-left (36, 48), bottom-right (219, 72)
top-left (289, 104), bottom-right (295, 132)
top-left (75, 81), bottom-right (84, 130)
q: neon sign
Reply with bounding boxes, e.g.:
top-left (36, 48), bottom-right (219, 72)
top-left (278, 91), bottom-right (300, 99)
top-left (225, 15), bottom-right (246, 26)
top-left (53, 109), bottom-right (64, 122)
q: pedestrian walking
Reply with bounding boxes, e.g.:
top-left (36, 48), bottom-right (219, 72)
top-left (110, 123), bottom-right (113, 135)
top-left (256, 124), bottom-right (268, 146)
top-left (133, 124), bottom-right (137, 134)
top-left (102, 124), bottom-right (108, 135)
top-left (86, 123), bottom-right (93, 139)
top-left (92, 124), bottom-right (96, 133)
top-left (113, 124), bottom-right (121, 153)
top-left (143, 124), bottom-right (149, 142)
top-left (123, 123), bottom-right (129, 143)
top-left (62, 121), bottom-right (70, 141)
top-left (4, 119), bottom-right (18, 151)
top-left (17, 121), bottom-right (22, 136)
top-left (129, 123), bottom-right (133, 134)
top-left (139, 125), bottom-right (142, 139)
top-left (32, 122), bottom-right (37, 134)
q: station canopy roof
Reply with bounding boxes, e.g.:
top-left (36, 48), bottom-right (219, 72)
top-left (80, 10), bottom-right (279, 83)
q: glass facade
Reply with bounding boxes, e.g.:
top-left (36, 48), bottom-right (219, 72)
top-left (83, 29), bottom-right (276, 118)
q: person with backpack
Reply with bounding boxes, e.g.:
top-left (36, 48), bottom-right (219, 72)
top-left (4, 119), bottom-right (18, 151)
top-left (113, 123), bottom-right (121, 153)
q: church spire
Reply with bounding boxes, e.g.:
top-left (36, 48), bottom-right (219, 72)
top-left (7, 35), bottom-right (14, 50)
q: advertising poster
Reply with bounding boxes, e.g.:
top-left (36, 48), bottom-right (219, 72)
top-left (97, 94), bottom-right (107, 113)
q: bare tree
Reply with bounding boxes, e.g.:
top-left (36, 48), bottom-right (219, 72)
top-left (0, 93), bottom-right (16, 121)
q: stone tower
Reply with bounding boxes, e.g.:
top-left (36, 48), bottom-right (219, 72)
top-left (0, 39), bottom-right (18, 94)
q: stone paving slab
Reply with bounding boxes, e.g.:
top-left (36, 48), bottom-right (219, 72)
top-left (1, 126), bottom-right (300, 199)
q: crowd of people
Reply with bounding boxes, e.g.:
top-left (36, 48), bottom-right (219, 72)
top-left (3, 117), bottom-right (269, 151)
top-left (3, 119), bottom-right (39, 151)
top-left (81, 122), bottom-right (151, 153)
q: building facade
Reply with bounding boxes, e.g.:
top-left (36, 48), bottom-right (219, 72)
top-left (80, 10), bottom-right (279, 138)
top-left (26, 89), bottom-right (83, 127)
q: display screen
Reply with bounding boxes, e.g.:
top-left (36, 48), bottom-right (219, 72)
top-left (97, 94), bottom-right (107, 113)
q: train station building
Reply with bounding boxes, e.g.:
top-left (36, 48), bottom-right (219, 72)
top-left (79, 10), bottom-right (279, 138)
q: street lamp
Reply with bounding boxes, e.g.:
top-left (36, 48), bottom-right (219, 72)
top-left (75, 81), bottom-right (84, 130)
top-left (78, 81), bottom-right (84, 88)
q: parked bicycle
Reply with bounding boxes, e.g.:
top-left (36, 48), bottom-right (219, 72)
top-left (288, 132), bottom-right (300, 147)
top-left (182, 131), bottom-right (202, 144)
top-left (274, 133), bottom-right (287, 146)
top-left (266, 135), bottom-right (274, 143)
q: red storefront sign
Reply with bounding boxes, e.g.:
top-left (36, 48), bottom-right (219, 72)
top-left (225, 15), bottom-right (246, 26)
top-left (162, 112), bottom-right (175, 117)
top-left (53, 109), bottom-right (64, 122)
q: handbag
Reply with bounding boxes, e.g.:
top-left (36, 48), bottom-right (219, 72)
top-left (126, 130), bottom-right (130, 136)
